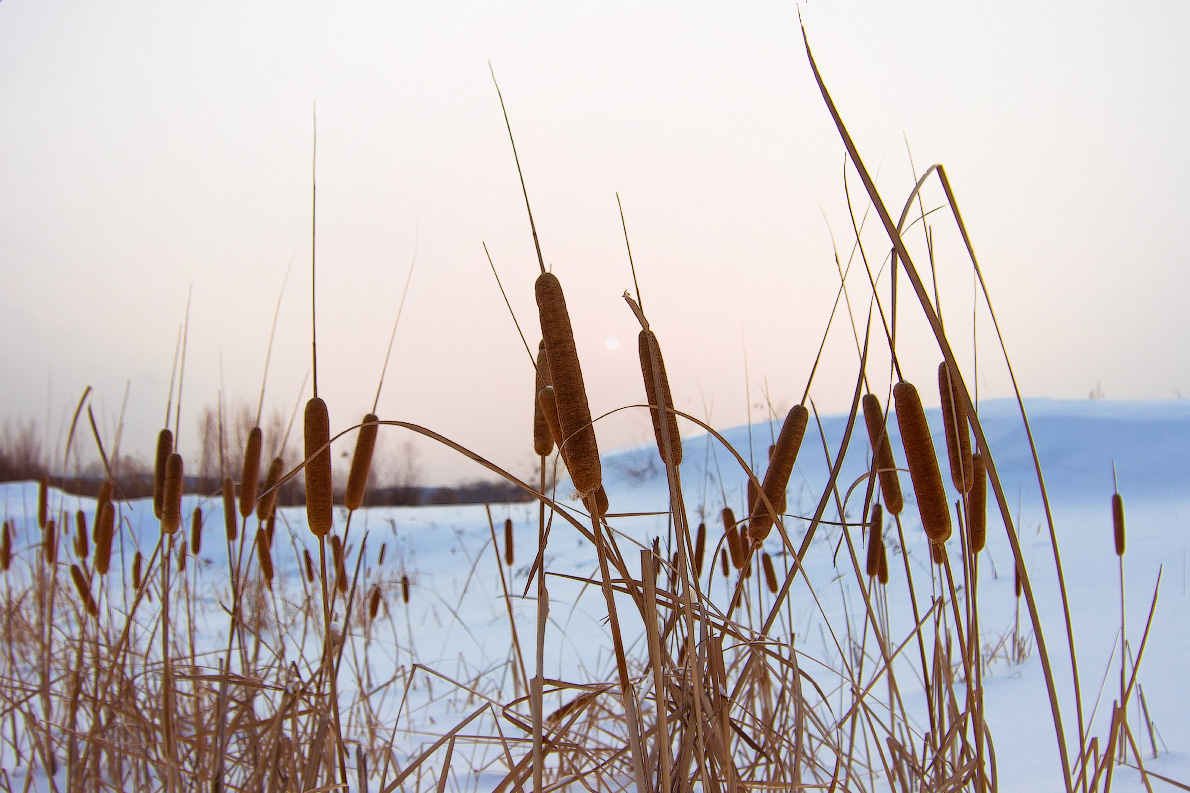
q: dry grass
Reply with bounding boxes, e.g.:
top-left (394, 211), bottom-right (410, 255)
top-left (0, 28), bottom-right (1178, 793)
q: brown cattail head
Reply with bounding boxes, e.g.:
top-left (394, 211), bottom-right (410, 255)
top-left (535, 272), bottom-right (602, 497)
top-left (132, 551), bottom-right (143, 591)
top-left (1014, 562), bottom-right (1023, 598)
top-left (378, 543), bottom-right (387, 566)
top-left (97, 479), bottom-right (113, 508)
top-left (862, 394), bottom-right (904, 515)
top-left (303, 548), bottom-right (316, 583)
top-left (762, 552), bottom-right (778, 594)
top-left (532, 341), bottom-right (555, 457)
top-left (693, 522), bottom-right (706, 578)
top-left (240, 427), bottom-right (263, 519)
top-left (70, 565), bottom-right (98, 618)
top-left (43, 519), bottom-right (57, 566)
top-left (1112, 492), bottom-right (1125, 556)
top-left (221, 476), bottom-right (238, 542)
top-left (866, 504), bottom-right (884, 578)
top-left (345, 414), bottom-right (379, 512)
top-left (727, 522), bottom-right (745, 570)
top-left (721, 506), bottom-right (736, 536)
top-left (177, 540), bottom-right (188, 571)
top-left (719, 547), bottom-right (729, 577)
top-left (75, 509), bottom-right (89, 559)
top-left (368, 586), bottom-right (382, 622)
top-left (893, 381), bottom-right (952, 545)
top-left (938, 363), bottom-right (974, 493)
top-left (304, 398), bottom-right (333, 536)
top-left (257, 457), bottom-right (284, 521)
top-left (0, 521), bottom-right (11, 571)
top-left (584, 486), bottom-right (609, 520)
top-left (538, 387), bottom-right (563, 451)
top-left (401, 574), bottom-right (410, 603)
top-left (190, 506), bottom-right (203, 556)
top-left (930, 540), bottom-right (946, 566)
top-left (161, 453), bottom-right (184, 534)
top-left (504, 518), bottom-right (514, 566)
top-left (256, 529), bottom-right (274, 587)
top-left (749, 405), bottom-right (809, 543)
top-left (638, 329), bottom-right (682, 466)
top-left (969, 453), bottom-right (988, 553)
top-left (38, 474), bottom-right (49, 530)
top-left (153, 429), bottom-right (173, 520)
top-left (331, 535), bottom-right (347, 593)
top-left (878, 541), bottom-right (889, 585)
top-left (94, 502), bottom-right (115, 575)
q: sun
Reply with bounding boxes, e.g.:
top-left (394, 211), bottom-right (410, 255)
top-left (605, 336), bottom-right (619, 351)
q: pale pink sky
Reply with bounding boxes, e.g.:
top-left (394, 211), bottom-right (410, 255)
top-left (1, 2), bottom-right (1187, 484)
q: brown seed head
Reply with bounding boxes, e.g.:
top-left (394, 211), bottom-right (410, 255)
top-left (240, 427), bottom-right (263, 519)
top-left (866, 503), bottom-right (884, 579)
top-left (862, 394), bottom-right (904, 515)
top-left (257, 456), bottom-right (285, 521)
top-left (94, 502), bottom-right (115, 575)
top-left (303, 548), bottom-right (315, 583)
top-left (378, 543), bottom-right (387, 566)
top-left (727, 522), bottom-right (745, 570)
top-left (878, 543), bottom-right (889, 585)
top-left (532, 341), bottom-right (555, 457)
top-left (190, 506), bottom-right (203, 556)
top-left (1112, 492), bottom-right (1125, 556)
top-left (43, 519), bottom-right (56, 566)
top-left (401, 574), bottom-right (410, 603)
top-left (256, 529), bottom-right (274, 587)
top-left (75, 510), bottom-right (89, 559)
top-left (1014, 562), bottom-right (1023, 599)
top-left (693, 522), bottom-right (706, 578)
top-left (1, 521), bottom-right (12, 571)
top-left (535, 272), bottom-right (601, 497)
top-left (38, 474), bottom-right (49, 530)
top-left (331, 535), bottom-right (347, 593)
top-left (70, 565), bottom-right (98, 618)
top-left (504, 518), bottom-right (514, 566)
top-left (750, 405), bottom-right (808, 543)
top-left (221, 476), bottom-right (238, 542)
top-left (537, 386), bottom-right (563, 451)
top-left (97, 479), bottom-right (113, 508)
top-left (369, 586), bottom-right (382, 622)
top-left (345, 414), bottom-right (379, 512)
top-left (638, 329), bottom-right (682, 466)
top-left (161, 453), bottom-right (184, 534)
top-left (762, 552), bottom-right (779, 594)
top-left (930, 540), bottom-right (947, 566)
top-left (132, 551), bottom-right (143, 591)
top-left (719, 547), bottom-right (728, 577)
top-left (153, 429), bottom-right (173, 520)
top-left (969, 453), bottom-right (988, 553)
top-left (585, 485), bottom-right (609, 520)
top-left (893, 381), bottom-right (951, 544)
top-left (304, 397), bottom-right (333, 536)
top-left (938, 363), bottom-right (974, 493)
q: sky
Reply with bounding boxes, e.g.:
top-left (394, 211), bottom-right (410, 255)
top-left (1, 2), bottom-right (1188, 486)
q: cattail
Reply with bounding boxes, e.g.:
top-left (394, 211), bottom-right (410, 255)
top-left (401, 574), bottom-right (410, 603)
top-left (762, 552), bottom-right (778, 594)
top-left (585, 486), bottom-right (609, 520)
top-left (0, 521), bottom-right (11, 571)
top-left (265, 511), bottom-right (276, 547)
top-left (1014, 562), bottom-right (1022, 598)
top-left (741, 537), bottom-right (753, 579)
top-left (75, 510), bottom-right (89, 559)
top-left (378, 543), bottom-right (387, 567)
top-left (721, 507), bottom-right (736, 536)
top-left (537, 387), bottom-right (563, 451)
top-left (303, 548), bottom-right (316, 583)
top-left (345, 414), bottom-right (379, 512)
top-left (153, 429), bottom-right (173, 520)
top-left (97, 478), bottom-right (113, 509)
top-left (132, 551), bottom-right (143, 591)
top-left (1112, 492), bottom-right (1125, 556)
top-left (878, 543), bottom-right (889, 585)
top-left (257, 456), bottom-right (284, 521)
top-left (94, 502), bottom-right (114, 575)
top-left (304, 398), bottom-right (333, 536)
top-left (693, 522), bottom-right (706, 578)
top-left (930, 541), bottom-right (946, 566)
top-left (256, 529), bottom-right (274, 587)
top-left (368, 586), bottom-right (382, 622)
top-left (177, 540), bottom-right (188, 571)
top-left (535, 272), bottom-right (601, 497)
top-left (532, 341), bottom-right (555, 457)
top-left (38, 474), bottom-right (48, 530)
top-left (862, 394), bottom-right (904, 515)
top-left (969, 453), bottom-right (988, 553)
top-left (70, 565), bottom-right (98, 618)
top-left (938, 363), bottom-right (974, 493)
top-left (240, 427), bottom-right (263, 518)
top-left (222, 476), bottom-right (238, 542)
top-left (638, 329), bottom-right (682, 466)
top-left (894, 381), bottom-right (951, 545)
top-left (161, 453), bottom-right (184, 534)
top-left (504, 518), bottom-right (514, 566)
top-left (749, 405), bottom-right (809, 543)
top-left (719, 547), bottom-right (729, 577)
top-left (331, 534), bottom-right (347, 593)
top-left (652, 537), bottom-right (662, 581)
top-left (727, 522), bottom-right (745, 570)
top-left (190, 506), bottom-right (203, 556)
top-left (866, 504), bottom-right (884, 578)
top-left (43, 519), bottom-right (56, 566)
